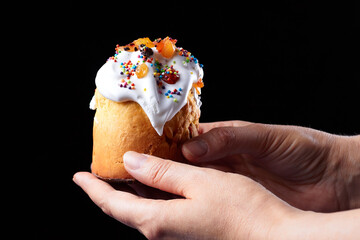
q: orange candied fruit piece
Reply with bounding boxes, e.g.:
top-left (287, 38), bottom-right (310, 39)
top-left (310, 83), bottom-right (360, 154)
top-left (193, 78), bottom-right (204, 94)
top-left (119, 37), bottom-right (155, 52)
top-left (195, 78), bottom-right (204, 88)
top-left (156, 37), bottom-right (177, 58)
top-left (133, 37), bottom-right (155, 48)
top-left (135, 63), bottom-right (149, 78)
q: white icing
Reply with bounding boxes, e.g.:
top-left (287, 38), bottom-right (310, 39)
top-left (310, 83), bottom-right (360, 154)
top-left (91, 45), bottom-right (203, 136)
top-left (89, 95), bottom-right (96, 110)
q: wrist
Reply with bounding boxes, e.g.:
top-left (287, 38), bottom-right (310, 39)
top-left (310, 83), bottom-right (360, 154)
top-left (251, 199), bottom-right (303, 240)
top-left (269, 205), bottom-right (307, 240)
top-left (278, 209), bottom-right (360, 239)
top-left (231, 193), bottom-right (300, 240)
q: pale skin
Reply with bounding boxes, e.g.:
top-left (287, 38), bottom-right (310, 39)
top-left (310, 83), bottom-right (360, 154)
top-left (73, 121), bottom-right (360, 239)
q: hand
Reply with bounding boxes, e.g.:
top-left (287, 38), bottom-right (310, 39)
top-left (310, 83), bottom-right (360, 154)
top-left (73, 152), bottom-right (296, 239)
top-left (182, 121), bottom-right (360, 212)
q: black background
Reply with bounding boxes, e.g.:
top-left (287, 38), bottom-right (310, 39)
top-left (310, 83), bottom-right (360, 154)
top-left (23, 2), bottom-right (359, 239)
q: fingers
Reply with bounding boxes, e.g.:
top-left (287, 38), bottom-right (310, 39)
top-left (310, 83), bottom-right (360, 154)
top-left (198, 120), bottom-right (252, 134)
top-left (73, 172), bottom-right (158, 228)
top-left (123, 151), bottom-right (202, 198)
top-left (182, 122), bottom-right (272, 162)
top-left (74, 153), bottom-right (210, 229)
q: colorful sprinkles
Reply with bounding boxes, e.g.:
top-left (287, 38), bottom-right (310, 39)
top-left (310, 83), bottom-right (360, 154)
top-left (107, 37), bottom-right (203, 101)
top-left (118, 60), bottom-right (137, 90)
top-left (153, 60), bottom-right (180, 84)
top-left (177, 47), bottom-right (203, 67)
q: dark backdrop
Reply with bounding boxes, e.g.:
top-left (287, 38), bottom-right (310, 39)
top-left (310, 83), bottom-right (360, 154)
top-left (29, 2), bottom-right (359, 239)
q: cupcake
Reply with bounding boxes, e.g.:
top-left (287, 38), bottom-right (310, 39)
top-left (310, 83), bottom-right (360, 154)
top-left (90, 37), bottom-right (204, 182)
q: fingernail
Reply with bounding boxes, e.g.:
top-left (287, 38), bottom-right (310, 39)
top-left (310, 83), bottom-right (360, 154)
top-left (123, 151), bottom-right (148, 170)
top-left (183, 139), bottom-right (208, 158)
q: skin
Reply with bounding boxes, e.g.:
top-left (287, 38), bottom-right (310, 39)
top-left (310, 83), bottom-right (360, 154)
top-left (183, 121), bottom-right (360, 212)
top-left (73, 121), bottom-right (360, 239)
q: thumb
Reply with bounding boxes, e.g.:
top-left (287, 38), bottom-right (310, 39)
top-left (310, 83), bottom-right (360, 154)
top-left (182, 123), bottom-right (272, 163)
top-left (123, 151), bottom-right (201, 198)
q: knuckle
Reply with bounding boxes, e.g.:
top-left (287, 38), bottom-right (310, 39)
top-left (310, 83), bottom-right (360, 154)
top-left (97, 192), bottom-right (115, 218)
top-left (147, 159), bottom-right (172, 185)
top-left (137, 203), bottom-right (166, 240)
top-left (251, 123), bottom-right (272, 143)
top-left (143, 226), bottom-right (164, 240)
top-left (251, 123), bottom-right (277, 157)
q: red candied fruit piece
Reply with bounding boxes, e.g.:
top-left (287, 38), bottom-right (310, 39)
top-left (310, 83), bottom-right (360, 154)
top-left (163, 72), bottom-right (180, 84)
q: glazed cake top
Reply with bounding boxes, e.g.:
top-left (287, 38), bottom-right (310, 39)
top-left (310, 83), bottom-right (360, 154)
top-left (90, 37), bottom-right (204, 136)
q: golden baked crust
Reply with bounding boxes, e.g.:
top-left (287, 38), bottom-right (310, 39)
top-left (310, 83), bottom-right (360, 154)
top-left (91, 89), bottom-right (200, 180)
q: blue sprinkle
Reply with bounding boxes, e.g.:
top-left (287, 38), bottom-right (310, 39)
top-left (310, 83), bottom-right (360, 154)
top-left (165, 93), bottom-right (168, 96)
top-left (179, 88), bottom-right (182, 91)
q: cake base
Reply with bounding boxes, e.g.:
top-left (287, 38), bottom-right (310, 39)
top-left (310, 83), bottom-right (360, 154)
top-left (92, 89), bottom-right (200, 180)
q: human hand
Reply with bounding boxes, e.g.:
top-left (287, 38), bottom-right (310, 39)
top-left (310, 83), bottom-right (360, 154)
top-left (182, 121), bottom-right (360, 212)
top-left (73, 152), bottom-right (297, 239)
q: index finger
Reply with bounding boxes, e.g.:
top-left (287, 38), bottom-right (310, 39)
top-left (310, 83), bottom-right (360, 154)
top-left (199, 120), bottom-right (253, 134)
top-left (183, 123), bottom-right (272, 162)
top-left (73, 172), bottom-right (159, 228)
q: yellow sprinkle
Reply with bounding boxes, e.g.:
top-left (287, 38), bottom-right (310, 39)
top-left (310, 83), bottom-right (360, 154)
top-left (144, 88), bottom-right (146, 91)
top-left (190, 72), bottom-right (193, 74)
